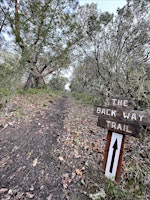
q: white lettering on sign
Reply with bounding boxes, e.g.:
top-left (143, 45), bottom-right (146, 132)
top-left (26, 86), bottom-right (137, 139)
top-left (111, 110), bottom-right (117, 117)
top-left (97, 108), bottom-right (117, 117)
top-left (96, 106), bottom-right (146, 125)
top-left (106, 120), bottom-right (132, 133)
top-left (111, 99), bottom-right (129, 107)
top-left (131, 113), bottom-right (136, 120)
top-left (139, 114), bottom-right (144, 121)
top-left (123, 112), bottom-right (145, 122)
top-left (123, 112), bottom-right (130, 119)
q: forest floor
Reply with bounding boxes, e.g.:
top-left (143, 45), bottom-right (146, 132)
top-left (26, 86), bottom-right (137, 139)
top-left (0, 92), bottom-right (150, 200)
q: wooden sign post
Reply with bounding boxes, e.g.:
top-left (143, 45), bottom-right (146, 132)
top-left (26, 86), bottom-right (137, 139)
top-left (103, 131), bottom-right (125, 181)
top-left (94, 98), bottom-right (150, 181)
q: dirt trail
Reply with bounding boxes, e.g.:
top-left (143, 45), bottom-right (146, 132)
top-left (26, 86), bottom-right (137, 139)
top-left (1, 95), bottom-right (149, 200)
top-left (0, 96), bottom-right (70, 200)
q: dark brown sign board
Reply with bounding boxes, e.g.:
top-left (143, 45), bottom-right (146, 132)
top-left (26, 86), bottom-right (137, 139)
top-left (94, 106), bottom-right (150, 126)
top-left (97, 115), bottom-right (140, 137)
top-left (94, 97), bottom-right (150, 181)
top-left (94, 105), bottom-right (150, 138)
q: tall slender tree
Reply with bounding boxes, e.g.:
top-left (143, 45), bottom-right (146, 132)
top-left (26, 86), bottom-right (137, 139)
top-left (0, 0), bottom-right (81, 89)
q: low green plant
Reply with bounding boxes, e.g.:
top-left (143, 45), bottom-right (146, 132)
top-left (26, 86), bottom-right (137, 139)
top-left (16, 88), bottom-right (61, 97)
top-left (105, 164), bottom-right (149, 200)
top-left (72, 92), bottom-right (95, 105)
top-left (0, 87), bottom-right (10, 97)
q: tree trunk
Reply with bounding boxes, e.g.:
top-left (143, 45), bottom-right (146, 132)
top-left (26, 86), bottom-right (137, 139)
top-left (23, 72), bottom-right (45, 90)
top-left (34, 76), bottom-right (45, 88)
top-left (23, 72), bottom-right (34, 90)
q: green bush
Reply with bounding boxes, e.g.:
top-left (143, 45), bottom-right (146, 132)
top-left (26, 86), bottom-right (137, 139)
top-left (0, 87), bottom-right (10, 97)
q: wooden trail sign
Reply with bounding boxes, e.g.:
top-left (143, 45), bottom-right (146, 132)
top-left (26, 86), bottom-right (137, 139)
top-left (94, 97), bottom-right (150, 181)
top-left (94, 106), bottom-right (150, 126)
top-left (94, 98), bottom-right (150, 137)
top-left (104, 131), bottom-right (125, 181)
top-left (97, 115), bottom-right (140, 136)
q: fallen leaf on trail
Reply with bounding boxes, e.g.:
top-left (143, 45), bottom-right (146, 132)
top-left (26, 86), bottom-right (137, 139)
top-left (62, 179), bottom-right (68, 189)
top-left (1, 123), bottom-right (8, 131)
top-left (71, 172), bottom-right (76, 180)
top-left (32, 158), bottom-right (38, 167)
top-left (0, 156), bottom-right (10, 167)
top-left (58, 156), bottom-right (64, 162)
top-left (122, 160), bottom-right (126, 166)
top-left (87, 146), bottom-right (92, 155)
top-left (46, 194), bottom-right (53, 200)
top-left (1, 194), bottom-right (11, 200)
top-left (0, 188), bottom-right (8, 194)
top-left (30, 185), bottom-right (34, 191)
top-left (26, 192), bottom-right (34, 199)
top-left (89, 189), bottom-right (106, 199)
top-left (74, 149), bottom-right (81, 158)
top-left (8, 189), bottom-right (13, 195)
top-left (16, 192), bottom-right (24, 198)
top-left (66, 124), bottom-right (71, 132)
top-left (75, 168), bottom-right (82, 176)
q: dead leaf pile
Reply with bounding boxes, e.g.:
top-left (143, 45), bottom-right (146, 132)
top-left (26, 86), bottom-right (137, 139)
top-left (58, 98), bottom-right (150, 198)
top-left (0, 94), bottom-right (149, 199)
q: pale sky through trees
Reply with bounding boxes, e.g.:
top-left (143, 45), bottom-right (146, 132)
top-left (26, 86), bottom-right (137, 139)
top-left (79, 0), bottom-right (127, 13)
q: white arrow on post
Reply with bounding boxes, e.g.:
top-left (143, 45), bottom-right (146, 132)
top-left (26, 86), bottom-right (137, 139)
top-left (105, 132), bottom-right (123, 181)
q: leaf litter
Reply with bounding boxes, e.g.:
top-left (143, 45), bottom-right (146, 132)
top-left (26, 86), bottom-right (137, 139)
top-left (0, 95), bottom-right (149, 199)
